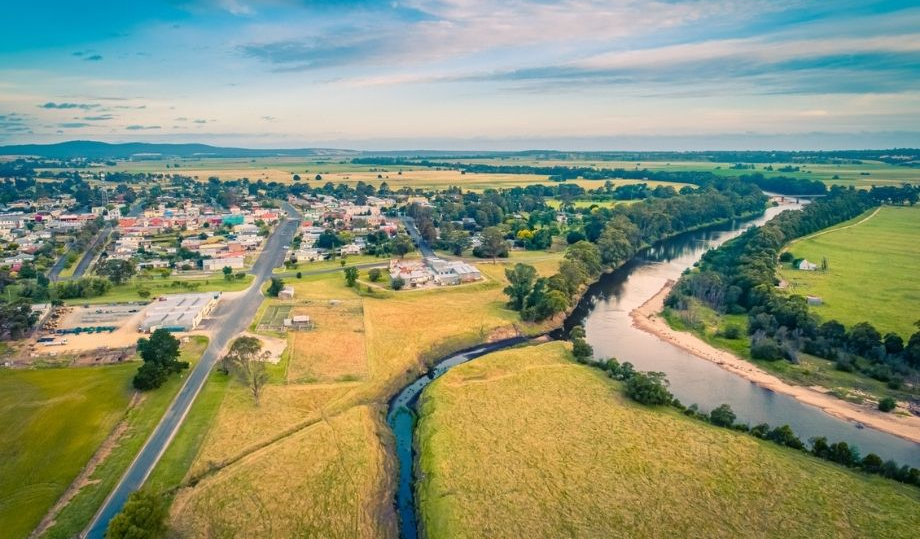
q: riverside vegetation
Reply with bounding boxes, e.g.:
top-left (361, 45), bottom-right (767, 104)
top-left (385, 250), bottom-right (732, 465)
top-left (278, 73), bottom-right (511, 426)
top-left (667, 185), bottom-right (920, 403)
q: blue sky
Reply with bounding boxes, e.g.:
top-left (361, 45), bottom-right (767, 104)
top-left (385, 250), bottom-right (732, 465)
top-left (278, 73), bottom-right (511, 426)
top-left (1, 0), bottom-right (918, 150)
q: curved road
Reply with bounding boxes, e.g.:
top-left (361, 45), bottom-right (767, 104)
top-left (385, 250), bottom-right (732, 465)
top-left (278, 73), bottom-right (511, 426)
top-left (83, 202), bottom-right (301, 538)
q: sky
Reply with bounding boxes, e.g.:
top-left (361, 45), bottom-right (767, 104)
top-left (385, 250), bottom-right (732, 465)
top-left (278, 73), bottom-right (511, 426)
top-left (0, 0), bottom-right (918, 150)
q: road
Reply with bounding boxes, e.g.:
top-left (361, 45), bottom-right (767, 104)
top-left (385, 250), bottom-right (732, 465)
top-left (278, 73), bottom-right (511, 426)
top-left (70, 225), bottom-right (111, 279)
top-left (401, 216), bottom-right (435, 258)
top-left (83, 201), bottom-right (301, 538)
top-left (48, 200), bottom-right (143, 282)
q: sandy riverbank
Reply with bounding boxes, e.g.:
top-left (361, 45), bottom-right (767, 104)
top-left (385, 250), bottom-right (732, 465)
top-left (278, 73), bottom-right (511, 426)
top-left (630, 280), bottom-right (920, 445)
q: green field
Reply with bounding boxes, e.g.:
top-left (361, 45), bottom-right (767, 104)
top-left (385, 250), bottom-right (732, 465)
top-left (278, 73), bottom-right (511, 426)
top-left (62, 274), bottom-right (253, 305)
top-left (417, 342), bottom-right (920, 538)
top-left (463, 157), bottom-right (920, 188)
top-left (39, 336), bottom-right (209, 539)
top-left (0, 365), bottom-right (135, 539)
top-left (779, 206), bottom-right (920, 338)
top-left (146, 370), bottom-right (229, 494)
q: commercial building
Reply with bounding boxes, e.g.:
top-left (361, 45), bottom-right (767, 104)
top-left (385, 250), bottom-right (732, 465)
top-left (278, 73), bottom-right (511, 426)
top-left (139, 292), bottom-right (221, 332)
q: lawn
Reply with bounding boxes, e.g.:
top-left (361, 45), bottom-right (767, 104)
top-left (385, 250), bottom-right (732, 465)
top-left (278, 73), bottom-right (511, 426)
top-left (778, 206), bottom-right (920, 338)
top-left (62, 274), bottom-right (253, 305)
top-left (0, 364), bottom-right (135, 539)
top-left (40, 336), bottom-right (209, 539)
top-left (417, 342), bottom-right (920, 538)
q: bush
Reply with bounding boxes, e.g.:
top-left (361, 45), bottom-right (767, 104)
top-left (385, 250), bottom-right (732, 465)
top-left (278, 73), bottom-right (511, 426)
top-left (106, 490), bottom-right (168, 539)
top-left (709, 403), bottom-right (737, 427)
top-left (572, 338), bottom-right (593, 362)
top-left (719, 324), bottom-right (741, 339)
top-left (368, 268), bottom-right (382, 282)
top-left (391, 276), bottom-right (405, 290)
top-left (878, 397), bottom-right (897, 412)
top-left (625, 372), bottom-right (672, 405)
top-left (750, 337), bottom-right (784, 360)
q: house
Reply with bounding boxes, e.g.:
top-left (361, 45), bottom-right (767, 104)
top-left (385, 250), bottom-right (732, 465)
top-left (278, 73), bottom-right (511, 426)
top-left (278, 286), bottom-right (295, 300)
top-left (340, 243), bottom-right (362, 256)
top-left (798, 259), bottom-right (818, 271)
top-left (389, 259), bottom-right (431, 286)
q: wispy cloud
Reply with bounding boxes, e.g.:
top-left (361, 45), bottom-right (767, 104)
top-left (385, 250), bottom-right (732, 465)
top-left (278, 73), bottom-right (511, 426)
top-left (39, 102), bottom-right (99, 110)
top-left (125, 124), bottom-right (161, 130)
top-left (83, 114), bottom-right (114, 121)
top-left (58, 122), bottom-right (90, 128)
top-left (84, 54), bottom-right (103, 62)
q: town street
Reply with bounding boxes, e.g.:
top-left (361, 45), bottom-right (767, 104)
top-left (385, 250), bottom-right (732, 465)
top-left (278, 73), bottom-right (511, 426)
top-left (83, 201), bottom-right (302, 538)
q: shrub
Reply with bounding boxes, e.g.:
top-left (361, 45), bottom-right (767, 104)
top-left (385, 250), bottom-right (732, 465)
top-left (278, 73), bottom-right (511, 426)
top-left (750, 337), bottom-right (784, 360)
top-left (625, 372), bottom-right (672, 405)
top-left (878, 397), bottom-right (897, 413)
top-left (709, 403), bottom-right (737, 427)
top-left (391, 276), bottom-right (405, 290)
top-left (368, 268), bottom-right (382, 282)
top-left (719, 324), bottom-right (741, 339)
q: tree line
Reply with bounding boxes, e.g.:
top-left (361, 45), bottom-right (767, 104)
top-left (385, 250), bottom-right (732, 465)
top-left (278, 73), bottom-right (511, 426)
top-left (564, 325), bottom-right (920, 489)
top-left (668, 184), bottom-right (920, 389)
top-left (502, 180), bottom-right (768, 321)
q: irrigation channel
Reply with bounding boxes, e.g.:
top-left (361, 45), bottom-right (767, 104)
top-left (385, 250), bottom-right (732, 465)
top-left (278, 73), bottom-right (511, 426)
top-left (386, 200), bottom-right (920, 538)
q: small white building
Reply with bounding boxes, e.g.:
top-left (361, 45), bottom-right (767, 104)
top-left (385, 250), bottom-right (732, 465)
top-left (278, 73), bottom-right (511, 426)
top-left (202, 256), bottom-right (245, 271)
top-left (278, 286), bottom-right (295, 300)
top-left (798, 259), bottom-right (818, 271)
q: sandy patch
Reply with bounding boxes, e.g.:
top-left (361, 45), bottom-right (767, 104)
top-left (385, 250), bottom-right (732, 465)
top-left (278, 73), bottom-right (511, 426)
top-left (630, 280), bottom-right (920, 445)
top-left (237, 331), bottom-right (287, 364)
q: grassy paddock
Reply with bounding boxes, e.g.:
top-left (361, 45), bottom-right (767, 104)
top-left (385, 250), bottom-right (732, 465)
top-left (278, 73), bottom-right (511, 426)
top-left (62, 274), bottom-right (253, 305)
top-left (417, 342), bottom-right (920, 538)
top-left (0, 365), bottom-right (135, 539)
top-left (778, 206), bottom-right (920, 338)
top-left (41, 337), bottom-right (209, 539)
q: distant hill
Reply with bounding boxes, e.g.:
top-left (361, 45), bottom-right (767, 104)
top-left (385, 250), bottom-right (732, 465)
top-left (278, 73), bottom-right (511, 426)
top-left (0, 141), bottom-right (353, 160)
top-left (1, 141), bottom-right (917, 165)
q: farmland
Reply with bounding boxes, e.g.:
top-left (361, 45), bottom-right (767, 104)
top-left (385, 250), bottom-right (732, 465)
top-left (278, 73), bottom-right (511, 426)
top-left (0, 336), bottom-right (209, 539)
top-left (167, 253), bottom-right (564, 537)
top-left (0, 365), bottom-right (134, 539)
top-left (779, 206), bottom-right (920, 338)
top-left (89, 155), bottom-right (920, 189)
top-left (416, 342), bottom-right (920, 538)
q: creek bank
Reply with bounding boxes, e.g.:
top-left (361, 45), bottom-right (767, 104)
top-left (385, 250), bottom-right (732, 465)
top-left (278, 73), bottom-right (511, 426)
top-left (631, 280), bottom-right (920, 445)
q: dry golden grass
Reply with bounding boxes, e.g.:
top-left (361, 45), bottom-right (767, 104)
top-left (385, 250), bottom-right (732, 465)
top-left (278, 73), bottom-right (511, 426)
top-left (192, 383), bottom-right (353, 472)
top-left (287, 301), bottom-right (368, 383)
top-left (417, 342), bottom-right (920, 539)
top-left (173, 260), bottom-right (565, 537)
top-left (171, 405), bottom-right (395, 539)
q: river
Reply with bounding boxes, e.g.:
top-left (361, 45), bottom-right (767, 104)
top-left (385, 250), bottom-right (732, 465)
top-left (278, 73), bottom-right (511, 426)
top-left (387, 202), bottom-right (920, 539)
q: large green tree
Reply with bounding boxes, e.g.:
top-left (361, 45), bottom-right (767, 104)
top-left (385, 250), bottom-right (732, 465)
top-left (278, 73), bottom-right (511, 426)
top-left (98, 258), bottom-right (136, 285)
top-left (106, 490), bottom-right (168, 539)
top-left (133, 329), bottom-right (188, 390)
top-left (503, 263), bottom-right (536, 310)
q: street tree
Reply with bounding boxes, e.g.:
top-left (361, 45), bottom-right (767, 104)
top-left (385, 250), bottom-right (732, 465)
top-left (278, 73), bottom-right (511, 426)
top-left (225, 336), bottom-right (270, 405)
top-left (98, 258), bottom-right (136, 285)
top-left (344, 266), bottom-right (359, 287)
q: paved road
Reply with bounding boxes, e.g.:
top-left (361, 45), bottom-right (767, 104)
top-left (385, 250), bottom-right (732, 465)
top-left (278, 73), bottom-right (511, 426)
top-left (48, 200), bottom-right (143, 282)
top-left (71, 225), bottom-right (111, 279)
top-left (83, 202), bottom-right (301, 538)
top-left (401, 216), bottom-right (435, 258)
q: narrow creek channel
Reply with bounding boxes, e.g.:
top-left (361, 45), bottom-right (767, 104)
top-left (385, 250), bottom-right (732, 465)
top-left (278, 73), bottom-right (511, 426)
top-left (386, 201), bottom-right (920, 538)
